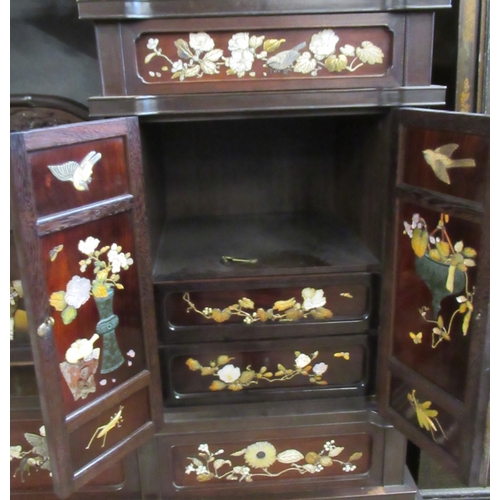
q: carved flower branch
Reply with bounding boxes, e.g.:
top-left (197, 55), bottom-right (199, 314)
top-left (186, 351), bottom-right (336, 391)
top-left (183, 287), bottom-right (333, 325)
top-left (404, 213), bottom-right (476, 348)
top-left (407, 390), bottom-right (446, 442)
top-left (49, 237), bottom-right (133, 326)
top-left (185, 440), bottom-right (362, 482)
top-left (144, 30), bottom-right (384, 80)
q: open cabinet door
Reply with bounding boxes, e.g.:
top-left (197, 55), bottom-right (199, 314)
top-left (10, 117), bottom-right (163, 499)
top-left (378, 108), bottom-right (489, 486)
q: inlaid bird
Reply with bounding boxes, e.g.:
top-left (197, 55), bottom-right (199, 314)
top-left (48, 150), bottom-right (102, 191)
top-left (266, 42), bottom-right (306, 71)
top-left (422, 144), bottom-right (476, 185)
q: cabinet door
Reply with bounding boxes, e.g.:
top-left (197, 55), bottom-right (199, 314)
top-left (377, 108), bottom-right (489, 486)
top-left (10, 117), bottom-right (163, 499)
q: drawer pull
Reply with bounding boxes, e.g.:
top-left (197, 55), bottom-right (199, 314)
top-left (221, 255), bottom-right (258, 264)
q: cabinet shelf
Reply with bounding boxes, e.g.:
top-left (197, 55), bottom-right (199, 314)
top-left (153, 212), bottom-right (380, 283)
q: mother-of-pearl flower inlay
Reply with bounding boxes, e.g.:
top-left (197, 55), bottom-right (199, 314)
top-left (143, 29), bottom-right (384, 80)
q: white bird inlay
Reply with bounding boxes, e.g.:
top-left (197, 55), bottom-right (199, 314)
top-left (47, 151), bottom-right (102, 191)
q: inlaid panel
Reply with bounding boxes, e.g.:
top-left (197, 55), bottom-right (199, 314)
top-left (68, 388), bottom-right (151, 473)
top-left (166, 283), bottom-right (369, 328)
top-left (162, 335), bottom-right (373, 405)
top-left (116, 13), bottom-right (406, 98)
top-left (398, 124), bottom-right (489, 205)
top-left (29, 137), bottom-right (129, 217)
top-left (391, 201), bottom-right (482, 401)
top-left (40, 212), bottom-right (147, 414)
top-left (389, 376), bottom-right (461, 459)
top-left (172, 434), bottom-right (371, 488)
top-left (136, 26), bottom-right (391, 85)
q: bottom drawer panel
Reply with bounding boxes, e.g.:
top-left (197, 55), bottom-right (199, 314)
top-left (161, 334), bottom-right (376, 406)
top-left (158, 400), bottom-right (412, 499)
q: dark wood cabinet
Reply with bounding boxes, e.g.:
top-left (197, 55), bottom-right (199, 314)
top-left (10, 1), bottom-right (489, 499)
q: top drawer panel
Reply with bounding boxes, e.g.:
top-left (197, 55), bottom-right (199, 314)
top-left (86, 10), bottom-right (447, 117)
top-left (131, 15), bottom-right (399, 94)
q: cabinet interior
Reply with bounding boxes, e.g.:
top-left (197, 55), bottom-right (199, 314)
top-left (141, 112), bottom-right (393, 282)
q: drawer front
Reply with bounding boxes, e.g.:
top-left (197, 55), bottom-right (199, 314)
top-left (96, 12), bottom-right (435, 98)
top-left (157, 403), bottom-right (405, 499)
top-left (156, 274), bottom-right (376, 342)
top-left (161, 334), bottom-right (375, 405)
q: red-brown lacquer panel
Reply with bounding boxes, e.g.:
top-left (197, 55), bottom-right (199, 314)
top-left (10, 419), bottom-right (125, 491)
top-left (68, 388), bottom-right (150, 474)
top-left (136, 26), bottom-right (391, 87)
top-left (389, 376), bottom-right (461, 459)
top-left (171, 434), bottom-right (371, 488)
top-left (398, 126), bottom-right (489, 205)
top-left (166, 283), bottom-right (369, 328)
top-left (29, 137), bottom-right (129, 217)
top-left (391, 201), bottom-right (482, 401)
top-left (40, 212), bottom-right (146, 414)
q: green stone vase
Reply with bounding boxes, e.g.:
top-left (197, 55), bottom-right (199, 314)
top-left (94, 288), bottom-right (124, 374)
top-left (414, 254), bottom-right (466, 319)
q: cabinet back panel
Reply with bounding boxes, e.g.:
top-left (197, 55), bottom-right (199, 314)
top-left (143, 114), bottom-right (390, 261)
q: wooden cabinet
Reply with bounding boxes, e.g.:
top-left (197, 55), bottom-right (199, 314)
top-left (10, 1), bottom-right (489, 499)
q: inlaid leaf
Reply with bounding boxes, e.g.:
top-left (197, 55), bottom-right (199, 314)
top-left (231, 448), bottom-right (247, 457)
top-left (429, 249), bottom-right (442, 262)
top-left (462, 247), bottom-right (477, 258)
top-left (186, 358), bottom-right (202, 371)
top-left (463, 305), bottom-right (473, 335)
top-left (273, 297), bottom-right (296, 311)
top-left (285, 308), bottom-right (304, 320)
top-left (325, 54), bottom-right (347, 72)
top-left (349, 452), bottom-right (363, 461)
top-left (319, 456), bottom-right (333, 467)
top-left (446, 264), bottom-right (456, 293)
top-left (411, 228), bottom-right (428, 258)
top-left (437, 241), bottom-right (450, 258)
top-left (214, 459), bottom-right (231, 471)
top-left (239, 370), bottom-right (255, 384)
top-left (200, 60), bottom-right (217, 75)
top-left (174, 39), bottom-right (192, 59)
top-left (277, 449), bottom-right (304, 463)
top-left (49, 291), bottom-right (67, 311)
top-left (310, 307), bottom-right (333, 319)
top-left (196, 473), bottom-right (214, 482)
top-left (328, 446), bottom-right (344, 457)
top-left (217, 355), bottom-right (232, 366)
top-left (257, 308), bottom-right (268, 321)
top-left (144, 53), bottom-right (156, 64)
top-left (184, 65), bottom-right (201, 78)
top-left (204, 49), bottom-right (223, 62)
top-left (212, 308), bottom-right (231, 322)
top-left (209, 380), bottom-right (227, 391)
top-left (93, 283), bottom-right (109, 298)
top-left (238, 297), bottom-right (255, 309)
top-left (61, 306), bottom-right (77, 325)
top-left (263, 38), bottom-right (286, 53)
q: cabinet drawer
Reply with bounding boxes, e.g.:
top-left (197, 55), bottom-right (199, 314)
top-left (161, 334), bottom-right (375, 406)
top-left (156, 273), bottom-right (376, 342)
top-left (84, 9), bottom-right (446, 117)
top-left (157, 400), bottom-right (412, 499)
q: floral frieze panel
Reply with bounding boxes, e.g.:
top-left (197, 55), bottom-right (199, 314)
top-left (172, 435), bottom-right (371, 487)
top-left (136, 27), bottom-right (391, 84)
